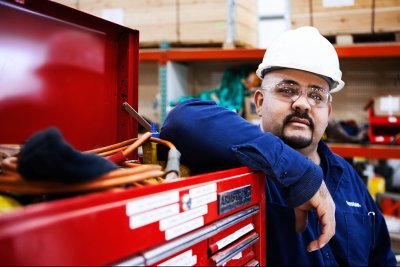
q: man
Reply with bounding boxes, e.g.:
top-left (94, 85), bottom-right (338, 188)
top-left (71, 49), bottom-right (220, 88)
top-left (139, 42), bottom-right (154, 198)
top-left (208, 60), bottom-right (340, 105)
top-left (160, 27), bottom-right (395, 266)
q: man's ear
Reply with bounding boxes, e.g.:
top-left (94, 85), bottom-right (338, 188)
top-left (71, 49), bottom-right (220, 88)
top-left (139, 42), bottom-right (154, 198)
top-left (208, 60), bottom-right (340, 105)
top-left (253, 90), bottom-right (264, 117)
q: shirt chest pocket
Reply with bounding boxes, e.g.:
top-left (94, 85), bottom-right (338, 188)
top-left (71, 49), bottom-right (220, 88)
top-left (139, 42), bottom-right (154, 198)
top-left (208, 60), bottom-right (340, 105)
top-left (340, 212), bottom-right (373, 266)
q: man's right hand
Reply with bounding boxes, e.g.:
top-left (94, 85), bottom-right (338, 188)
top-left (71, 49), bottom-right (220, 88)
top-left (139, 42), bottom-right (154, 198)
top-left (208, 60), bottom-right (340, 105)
top-left (294, 180), bottom-right (336, 252)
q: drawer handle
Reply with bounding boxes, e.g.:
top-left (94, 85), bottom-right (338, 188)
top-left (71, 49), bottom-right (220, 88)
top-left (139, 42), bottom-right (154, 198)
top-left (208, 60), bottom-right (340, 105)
top-left (211, 232), bottom-right (259, 266)
top-left (246, 259), bottom-right (260, 266)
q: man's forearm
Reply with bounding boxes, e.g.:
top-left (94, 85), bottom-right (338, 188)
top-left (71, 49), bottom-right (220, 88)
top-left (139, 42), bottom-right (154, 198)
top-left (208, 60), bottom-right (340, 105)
top-left (160, 99), bottom-right (323, 206)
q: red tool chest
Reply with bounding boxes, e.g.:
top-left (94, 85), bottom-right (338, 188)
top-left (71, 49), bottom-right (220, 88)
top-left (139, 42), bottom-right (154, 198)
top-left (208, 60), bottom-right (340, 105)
top-left (0, 166), bottom-right (266, 266)
top-left (0, 0), bottom-right (266, 265)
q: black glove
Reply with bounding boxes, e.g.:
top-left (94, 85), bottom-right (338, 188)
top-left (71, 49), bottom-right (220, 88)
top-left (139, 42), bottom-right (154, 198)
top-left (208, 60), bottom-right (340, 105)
top-left (18, 127), bottom-right (117, 183)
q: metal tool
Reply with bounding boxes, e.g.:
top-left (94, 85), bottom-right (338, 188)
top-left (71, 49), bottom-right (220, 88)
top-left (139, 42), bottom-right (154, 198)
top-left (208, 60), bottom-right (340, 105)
top-left (122, 102), bottom-right (152, 132)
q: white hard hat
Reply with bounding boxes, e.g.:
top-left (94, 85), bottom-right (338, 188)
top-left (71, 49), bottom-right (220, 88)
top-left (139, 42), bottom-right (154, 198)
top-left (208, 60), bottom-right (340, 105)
top-left (256, 26), bottom-right (345, 93)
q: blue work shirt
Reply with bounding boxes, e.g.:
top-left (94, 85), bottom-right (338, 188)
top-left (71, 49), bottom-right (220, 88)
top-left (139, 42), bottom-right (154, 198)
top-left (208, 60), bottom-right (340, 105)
top-left (160, 99), bottom-right (396, 266)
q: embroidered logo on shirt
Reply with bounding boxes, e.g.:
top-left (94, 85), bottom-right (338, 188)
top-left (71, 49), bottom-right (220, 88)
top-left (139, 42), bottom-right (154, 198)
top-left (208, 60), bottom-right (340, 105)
top-left (346, 200), bottom-right (361, 208)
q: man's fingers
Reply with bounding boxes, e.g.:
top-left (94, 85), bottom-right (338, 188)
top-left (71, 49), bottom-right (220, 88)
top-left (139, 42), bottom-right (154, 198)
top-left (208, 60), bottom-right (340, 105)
top-left (304, 180), bottom-right (336, 252)
top-left (307, 240), bottom-right (322, 252)
top-left (313, 205), bottom-right (336, 251)
top-left (294, 208), bottom-right (308, 232)
top-left (307, 222), bottom-right (335, 252)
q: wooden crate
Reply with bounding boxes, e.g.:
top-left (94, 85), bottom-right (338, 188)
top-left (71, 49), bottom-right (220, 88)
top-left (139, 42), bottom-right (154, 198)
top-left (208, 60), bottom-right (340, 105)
top-left (53, 0), bottom-right (258, 47)
top-left (374, 0), bottom-right (400, 33)
top-left (178, 0), bottom-right (258, 47)
top-left (290, 0), bottom-right (313, 29)
top-left (291, 0), bottom-right (373, 35)
top-left (75, 0), bottom-right (179, 44)
top-left (291, 0), bottom-right (400, 36)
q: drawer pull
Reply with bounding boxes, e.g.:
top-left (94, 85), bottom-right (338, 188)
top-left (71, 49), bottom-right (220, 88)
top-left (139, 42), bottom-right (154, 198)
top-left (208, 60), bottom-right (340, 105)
top-left (211, 232), bottom-right (259, 266)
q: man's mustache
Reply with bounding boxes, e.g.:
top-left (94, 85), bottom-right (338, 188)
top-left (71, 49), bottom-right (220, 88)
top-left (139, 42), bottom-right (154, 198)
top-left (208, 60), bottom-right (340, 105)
top-left (283, 111), bottom-right (314, 130)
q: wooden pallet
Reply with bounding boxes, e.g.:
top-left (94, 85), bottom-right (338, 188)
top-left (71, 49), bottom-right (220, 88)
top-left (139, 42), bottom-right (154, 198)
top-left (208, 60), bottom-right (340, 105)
top-left (325, 31), bottom-right (400, 45)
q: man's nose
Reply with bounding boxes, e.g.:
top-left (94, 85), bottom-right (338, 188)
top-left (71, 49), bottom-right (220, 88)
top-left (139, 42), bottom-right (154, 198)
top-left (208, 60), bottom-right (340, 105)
top-left (292, 92), bottom-right (311, 111)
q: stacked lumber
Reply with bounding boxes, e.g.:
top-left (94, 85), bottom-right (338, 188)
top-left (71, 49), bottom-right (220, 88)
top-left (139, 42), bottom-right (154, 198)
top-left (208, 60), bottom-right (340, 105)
top-left (51, 0), bottom-right (259, 48)
top-left (178, 0), bottom-right (258, 48)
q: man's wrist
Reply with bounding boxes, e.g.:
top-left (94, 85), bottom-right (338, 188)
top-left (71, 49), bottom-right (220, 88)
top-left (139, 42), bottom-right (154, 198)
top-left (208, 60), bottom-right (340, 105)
top-left (284, 165), bottom-right (324, 207)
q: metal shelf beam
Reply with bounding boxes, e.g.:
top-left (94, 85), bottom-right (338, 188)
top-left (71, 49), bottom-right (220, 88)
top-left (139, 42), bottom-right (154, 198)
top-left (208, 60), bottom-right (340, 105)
top-left (139, 43), bottom-right (400, 62)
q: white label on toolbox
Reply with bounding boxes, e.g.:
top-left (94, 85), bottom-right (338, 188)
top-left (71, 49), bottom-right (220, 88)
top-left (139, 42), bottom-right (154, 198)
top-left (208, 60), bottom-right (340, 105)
top-left (189, 183), bottom-right (217, 198)
top-left (216, 223), bottom-right (254, 250)
top-left (129, 203), bottom-right (179, 229)
top-left (165, 216), bottom-right (204, 240)
top-left (190, 192), bottom-right (217, 209)
top-left (160, 205), bottom-right (208, 231)
top-left (126, 191), bottom-right (179, 216)
top-left (157, 250), bottom-right (197, 266)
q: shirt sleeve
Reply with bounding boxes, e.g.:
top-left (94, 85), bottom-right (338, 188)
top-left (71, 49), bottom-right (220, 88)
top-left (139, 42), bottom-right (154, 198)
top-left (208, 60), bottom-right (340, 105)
top-left (160, 99), bottom-right (323, 207)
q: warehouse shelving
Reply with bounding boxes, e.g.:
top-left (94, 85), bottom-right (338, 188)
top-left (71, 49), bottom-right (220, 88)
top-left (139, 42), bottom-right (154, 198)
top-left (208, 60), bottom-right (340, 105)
top-left (138, 43), bottom-right (400, 160)
top-left (329, 143), bottom-right (400, 159)
top-left (139, 43), bottom-right (400, 62)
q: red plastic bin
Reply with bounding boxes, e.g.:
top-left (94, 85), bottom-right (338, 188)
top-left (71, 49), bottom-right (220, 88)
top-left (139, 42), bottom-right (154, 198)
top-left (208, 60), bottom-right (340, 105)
top-left (368, 108), bottom-right (400, 145)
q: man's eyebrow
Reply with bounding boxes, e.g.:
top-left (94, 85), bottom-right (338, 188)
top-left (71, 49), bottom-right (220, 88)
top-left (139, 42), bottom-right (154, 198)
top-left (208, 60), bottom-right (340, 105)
top-left (309, 84), bottom-right (325, 91)
top-left (280, 79), bottom-right (300, 85)
top-left (279, 79), bottom-right (326, 91)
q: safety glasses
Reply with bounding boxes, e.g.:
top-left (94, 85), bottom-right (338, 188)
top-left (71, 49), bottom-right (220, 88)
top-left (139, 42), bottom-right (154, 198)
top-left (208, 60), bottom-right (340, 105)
top-left (262, 81), bottom-right (332, 108)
